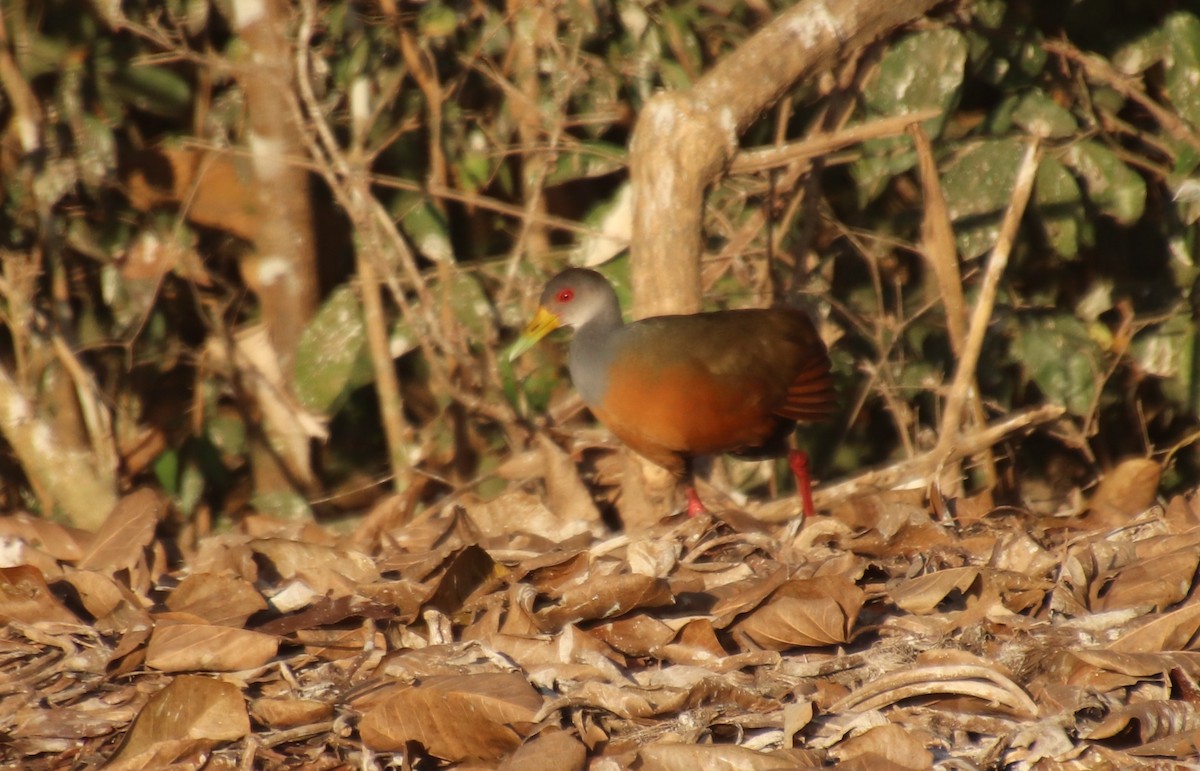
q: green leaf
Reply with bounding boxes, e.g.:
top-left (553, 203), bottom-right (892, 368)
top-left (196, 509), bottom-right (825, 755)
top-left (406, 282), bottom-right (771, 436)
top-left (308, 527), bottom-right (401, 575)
top-left (1062, 140), bottom-right (1146, 225)
top-left (864, 28), bottom-right (968, 137)
top-left (544, 142), bottom-right (627, 186)
top-left (1113, 26), bottom-right (1166, 75)
top-left (77, 115), bottom-right (118, 189)
top-left (153, 450), bottom-right (180, 496)
top-left (1012, 315), bottom-right (1104, 416)
top-left (112, 64), bottom-right (193, 119)
top-left (293, 285), bottom-right (372, 414)
top-left (1164, 12), bottom-right (1200, 129)
top-left (419, 3), bottom-right (459, 38)
top-left (208, 410), bottom-right (248, 461)
top-left (396, 194), bottom-right (453, 263)
top-left (852, 29), bottom-right (967, 205)
top-left (941, 138), bottom-right (1026, 259)
top-left (178, 460), bottom-right (206, 517)
top-left (1033, 156), bottom-right (1084, 258)
top-left (442, 270), bottom-right (492, 341)
top-left (458, 128), bottom-right (495, 192)
top-left (849, 144), bottom-right (918, 207)
top-left (1011, 89), bottom-right (1077, 139)
top-left (1131, 314), bottom-right (1196, 410)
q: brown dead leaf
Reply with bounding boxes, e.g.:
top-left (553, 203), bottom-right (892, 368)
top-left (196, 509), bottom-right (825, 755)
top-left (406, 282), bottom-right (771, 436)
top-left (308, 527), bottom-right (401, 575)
top-left (145, 618), bottom-right (278, 672)
top-left (250, 537), bottom-right (379, 584)
top-left (77, 488), bottom-right (165, 572)
top-left (1088, 699), bottom-right (1200, 744)
top-left (517, 550), bottom-right (592, 600)
top-left (0, 512), bottom-right (86, 562)
top-left (1086, 458), bottom-right (1161, 528)
top-left (538, 573), bottom-right (674, 628)
top-left (708, 562), bottom-right (788, 627)
top-left (249, 697), bottom-right (333, 729)
top-left (1108, 601), bottom-right (1200, 653)
top-left (121, 147), bottom-right (258, 241)
top-left (426, 544), bottom-right (506, 615)
top-left (887, 566), bottom-right (981, 614)
top-left (165, 573), bottom-right (267, 626)
top-left (589, 613), bottom-right (676, 657)
top-left (106, 674), bottom-right (249, 768)
top-left (733, 577), bottom-right (864, 650)
top-left (464, 489), bottom-right (598, 542)
top-left (570, 680), bottom-right (657, 719)
top-left (636, 743), bottom-right (817, 770)
top-left (1091, 548), bottom-right (1199, 612)
top-left (660, 619), bottom-right (729, 666)
top-left (537, 433), bottom-right (604, 527)
top-left (834, 723), bottom-right (933, 769)
top-left (8, 696), bottom-right (139, 754)
top-left (1069, 649), bottom-right (1200, 681)
top-left (358, 672), bottom-right (542, 761)
top-left (295, 623), bottom-right (385, 660)
top-left (990, 526), bottom-right (1059, 577)
top-left (1127, 728), bottom-right (1200, 758)
top-left (0, 565), bottom-right (79, 624)
top-left (832, 490), bottom-right (927, 536)
top-left (187, 534), bottom-right (258, 579)
top-left (356, 579), bottom-right (428, 624)
top-left (61, 569), bottom-right (154, 670)
top-left (1164, 493), bottom-right (1200, 531)
top-left (833, 650), bottom-right (1038, 718)
top-left (498, 728), bottom-right (587, 771)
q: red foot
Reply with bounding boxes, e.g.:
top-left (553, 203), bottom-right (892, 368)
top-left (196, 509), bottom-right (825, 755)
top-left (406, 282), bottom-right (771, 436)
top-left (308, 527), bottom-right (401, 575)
top-left (788, 449), bottom-right (816, 518)
top-left (685, 487), bottom-right (707, 517)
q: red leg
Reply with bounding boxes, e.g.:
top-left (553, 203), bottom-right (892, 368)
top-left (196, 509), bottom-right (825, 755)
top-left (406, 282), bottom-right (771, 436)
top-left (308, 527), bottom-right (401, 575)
top-left (788, 449), bottom-right (816, 518)
top-left (685, 486), bottom-right (706, 517)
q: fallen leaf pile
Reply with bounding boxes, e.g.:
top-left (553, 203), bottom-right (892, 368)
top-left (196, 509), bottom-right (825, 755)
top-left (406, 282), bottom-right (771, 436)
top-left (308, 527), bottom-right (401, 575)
top-left (3, 459), bottom-right (1200, 768)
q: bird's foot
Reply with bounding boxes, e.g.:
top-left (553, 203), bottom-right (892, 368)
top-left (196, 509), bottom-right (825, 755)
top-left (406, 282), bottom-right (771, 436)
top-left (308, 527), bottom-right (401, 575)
top-left (788, 449), bottom-right (816, 518)
top-left (685, 487), bottom-right (707, 517)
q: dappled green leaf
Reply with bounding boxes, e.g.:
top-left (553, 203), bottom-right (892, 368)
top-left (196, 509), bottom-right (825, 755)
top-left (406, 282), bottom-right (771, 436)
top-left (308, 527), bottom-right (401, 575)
top-left (941, 138), bottom-right (1026, 259)
top-left (1012, 315), bottom-right (1105, 416)
top-left (397, 194), bottom-right (454, 263)
top-left (294, 286), bottom-right (371, 415)
top-left (1164, 12), bottom-right (1200, 129)
top-left (443, 270), bottom-right (493, 341)
top-left (545, 142), bottom-right (626, 186)
top-left (112, 64), bottom-right (193, 119)
top-left (1062, 141), bottom-right (1146, 225)
top-left (1033, 156), bottom-right (1084, 258)
top-left (419, 3), bottom-right (459, 38)
top-left (1113, 26), bottom-right (1165, 75)
top-left (851, 28), bottom-right (967, 202)
top-left (1011, 89), bottom-right (1077, 139)
top-left (863, 28), bottom-right (968, 136)
top-left (1132, 314), bottom-right (1197, 410)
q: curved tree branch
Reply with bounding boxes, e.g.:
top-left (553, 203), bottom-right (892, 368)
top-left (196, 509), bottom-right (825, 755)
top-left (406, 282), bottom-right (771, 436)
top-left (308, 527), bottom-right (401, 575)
top-left (629, 0), bottom-right (944, 318)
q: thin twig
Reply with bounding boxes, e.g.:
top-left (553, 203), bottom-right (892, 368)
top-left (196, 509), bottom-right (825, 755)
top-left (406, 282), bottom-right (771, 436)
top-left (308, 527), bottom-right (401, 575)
top-left (1044, 40), bottom-right (1200, 156)
top-left (730, 108), bottom-right (941, 175)
top-left (935, 140), bottom-right (1041, 461)
top-left (910, 123), bottom-right (996, 491)
top-left (801, 404), bottom-right (1066, 516)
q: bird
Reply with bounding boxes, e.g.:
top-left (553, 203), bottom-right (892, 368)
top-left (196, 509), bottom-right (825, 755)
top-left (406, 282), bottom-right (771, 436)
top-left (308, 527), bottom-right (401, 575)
top-left (509, 267), bottom-right (837, 519)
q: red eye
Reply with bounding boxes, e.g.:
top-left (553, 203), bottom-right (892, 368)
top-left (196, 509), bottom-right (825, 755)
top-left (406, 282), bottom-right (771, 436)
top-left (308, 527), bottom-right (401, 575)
top-left (556, 288), bottom-right (574, 303)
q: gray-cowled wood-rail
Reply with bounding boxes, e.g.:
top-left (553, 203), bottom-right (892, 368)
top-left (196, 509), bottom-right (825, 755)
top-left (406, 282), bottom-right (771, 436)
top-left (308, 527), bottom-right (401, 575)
top-left (510, 268), bottom-right (836, 518)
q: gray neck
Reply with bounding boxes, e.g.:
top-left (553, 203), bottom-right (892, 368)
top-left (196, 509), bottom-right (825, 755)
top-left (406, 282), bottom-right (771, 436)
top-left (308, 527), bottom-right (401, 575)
top-left (568, 302), bottom-right (623, 408)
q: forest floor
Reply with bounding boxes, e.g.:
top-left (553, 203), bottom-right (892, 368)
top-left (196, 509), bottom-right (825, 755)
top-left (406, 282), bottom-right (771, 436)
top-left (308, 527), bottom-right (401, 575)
top-left (2, 454), bottom-right (1198, 769)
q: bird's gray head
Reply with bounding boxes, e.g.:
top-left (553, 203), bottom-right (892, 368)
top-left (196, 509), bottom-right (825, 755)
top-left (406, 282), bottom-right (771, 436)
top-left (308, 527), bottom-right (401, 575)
top-left (538, 268), bottom-right (620, 329)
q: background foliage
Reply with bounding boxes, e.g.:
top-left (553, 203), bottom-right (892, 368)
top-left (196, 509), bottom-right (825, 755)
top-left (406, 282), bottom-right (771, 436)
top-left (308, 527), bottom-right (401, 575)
top-left (1, 0), bottom-right (1199, 528)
